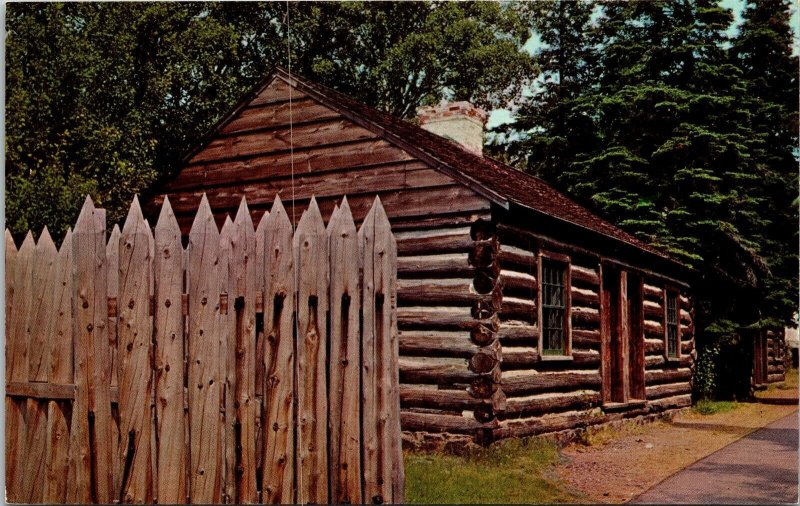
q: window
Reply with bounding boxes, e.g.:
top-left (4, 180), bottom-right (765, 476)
top-left (541, 258), bottom-right (569, 355)
top-left (665, 291), bottom-right (679, 358)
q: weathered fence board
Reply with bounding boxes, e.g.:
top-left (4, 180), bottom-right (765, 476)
top-left (294, 197), bottom-right (330, 505)
top-left (153, 197), bottom-right (187, 504)
top-left (187, 195), bottom-right (224, 504)
top-left (44, 230), bottom-right (73, 504)
top-left (328, 199), bottom-right (362, 504)
top-left (22, 229), bottom-right (56, 503)
top-left (106, 224), bottom-right (122, 499)
top-left (219, 215), bottom-right (236, 504)
top-left (117, 198), bottom-right (154, 503)
top-left (360, 198), bottom-right (404, 504)
top-left (231, 200), bottom-right (258, 504)
top-left (260, 196), bottom-right (295, 504)
top-left (5, 193), bottom-right (402, 505)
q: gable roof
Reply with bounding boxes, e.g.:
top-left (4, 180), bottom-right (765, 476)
top-left (180, 66), bottom-right (679, 266)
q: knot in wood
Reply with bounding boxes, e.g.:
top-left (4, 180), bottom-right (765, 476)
top-left (164, 364), bottom-right (170, 372)
top-left (82, 301), bottom-right (89, 309)
top-left (126, 342), bottom-right (133, 352)
top-left (128, 299), bottom-right (135, 309)
top-left (86, 324), bottom-right (93, 332)
top-left (163, 248), bottom-right (170, 258)
top-left (164, 299), bottom-right (171, 308)
top-left (201, 297), bottom-right (207, 306)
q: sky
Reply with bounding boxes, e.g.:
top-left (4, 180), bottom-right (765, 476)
top-left (486, 0), bottom-right (800, 129)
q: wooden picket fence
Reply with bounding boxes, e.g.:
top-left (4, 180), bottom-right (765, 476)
top-left (5, 193), bottom-right (403, 504)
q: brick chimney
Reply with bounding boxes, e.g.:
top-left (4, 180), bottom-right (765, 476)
top-left (417, 101), bottom-right (487, 156)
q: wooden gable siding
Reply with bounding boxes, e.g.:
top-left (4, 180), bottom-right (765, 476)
top-left (147, 76), bottom-right (491, 233)
top-left (146, 76), bottom-right (498, 436)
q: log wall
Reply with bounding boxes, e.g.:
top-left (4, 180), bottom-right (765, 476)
top-left (765, 329), bottom-right (787, 384)
top-left (145, 73), bottom-right (698, 444)
top-left (495, 224), bottom-right (604, 440)
top-left (641, 281), bottom-right (694, 410)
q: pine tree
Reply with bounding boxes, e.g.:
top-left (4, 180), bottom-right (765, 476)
top-left (730, 0), bottom-right (799, 328)
top-left (490, 0), bottom-right (598, 182)
top-left (500, 0), bottom-right (791, 344)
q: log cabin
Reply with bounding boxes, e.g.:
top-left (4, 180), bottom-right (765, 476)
top-left (144, 66), bottom-right (698, 443)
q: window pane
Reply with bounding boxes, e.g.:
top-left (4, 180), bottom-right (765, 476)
top-left (666, 293), bottom-right (679, 357)
top-left (542, 259), bottom-right (567, 354)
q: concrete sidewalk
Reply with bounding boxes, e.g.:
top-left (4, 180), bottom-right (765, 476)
top-left (633, 412), bottom-right (799, 504)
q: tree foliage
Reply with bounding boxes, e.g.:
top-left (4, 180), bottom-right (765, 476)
top-left (6, 1), bottom-right (533, 238)
top-left (495, 0), bottom-right (798, 343)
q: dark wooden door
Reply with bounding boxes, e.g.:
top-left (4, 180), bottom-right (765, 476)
top-left (753, 330), bottom-right (768, 385)
top-left (601, 265), bottom-right (645, 404)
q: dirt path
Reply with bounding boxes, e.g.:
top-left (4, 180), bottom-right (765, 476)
top-left (557, 396), bottom-right (798, 503)
top-left (631, 412), bottom-right (798, 504)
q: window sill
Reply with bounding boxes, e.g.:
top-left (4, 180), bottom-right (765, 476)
top-left (664, 356), bottom-right (682, 363)
top-left (539, 354), bottom-right (573, 362)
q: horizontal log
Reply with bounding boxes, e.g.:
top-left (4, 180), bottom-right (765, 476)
top-left (643, 283), bottom-right (662, 300)
top-left (494, 409), bottom-right (605, 439)
top-left (501, 370), bottom-right (602, 396)
top-left (645, 355), bottom-right (693, 369)
top-left (645, 382), bottom-right (692, 400)
top-left (768, 374), bottom-right (786, 384)
top-left (571, 265), bottom-right (600, 287)
top-left (401, 411), bottom-right (495, 434)
top-left (400, 385), bottom-right (480, 411)
top-left (503, 390), bottom-right (601, 417)
top-left (648, 394), bottom-right (692, 411)
top-left (644, 320), bottom-right (664, 338)
top-left (398, 253), bottom-right (473, 277)
top-left (572, 306), bottom-right (600, 326)
top-left (500, 297), bottom-right (536, 322)
top-left (497, 245), bottom-right (537, 272)
top-left (502, 349), bottom-right (601, 369)
top-left (768, 365), bottom-right (783, 375)
top-left (395, 227), bottom-right (473, 255)
top-left (500, 270), bottom-right (537, 295)
top-left (571, 286), bottom-right (599, 306)
top-left (399, 331), bottom-right (477, 359)
top-left (572, 329), bottom-right (601, 349)
top-left (398, 306), bottom-right (499, 332)
top-left (645, 368), bottom-right (692, 384)
top-left (497, 321), bottom-right (537, 344)
top-left (397, 278), bottom-right (500, 307)
top-left (680, 294), bottom-right (690, 309)
top-left (643, 300), bottom-right (662, 319)
top-left (680, 309), bottom-right (692, 325)
top-left (400, 357), bottom-right (474, 385)
top-left (644, 338), bottom-right (665, 354)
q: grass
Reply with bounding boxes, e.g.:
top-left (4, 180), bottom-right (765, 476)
top-left (693, 399), bottom-right (738, 415)
top-left (404, 438), bottom-right (580, 504)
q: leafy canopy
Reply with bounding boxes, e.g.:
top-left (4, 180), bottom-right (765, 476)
top-left (6, 1), bottom-right (533, 239)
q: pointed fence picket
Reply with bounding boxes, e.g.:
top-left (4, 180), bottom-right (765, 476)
top-left (4, 193), bottom-right (403, 504)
